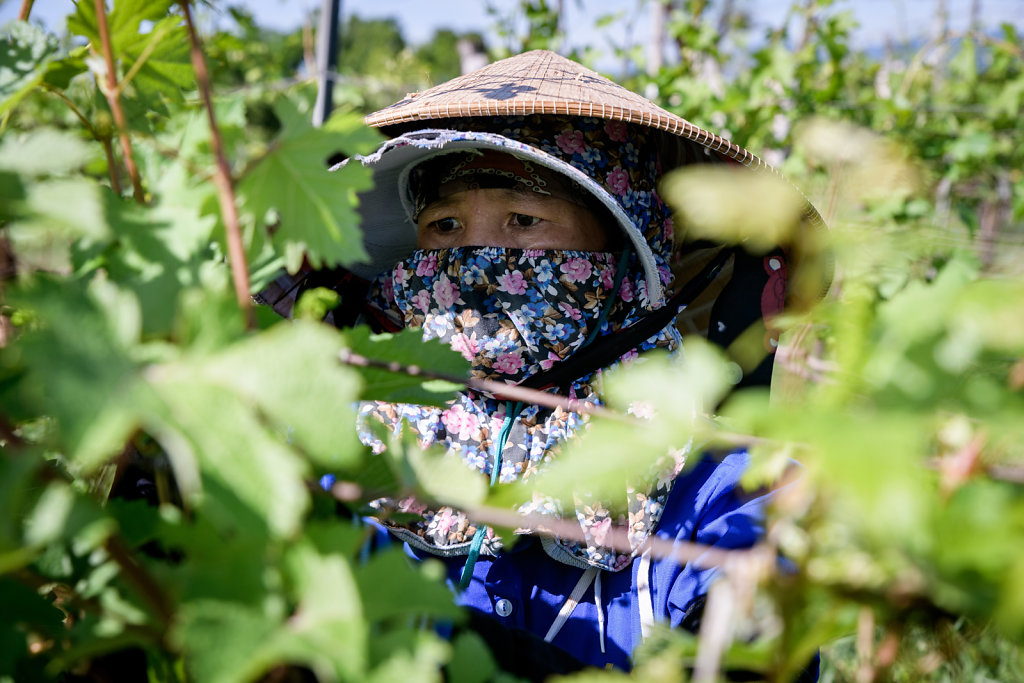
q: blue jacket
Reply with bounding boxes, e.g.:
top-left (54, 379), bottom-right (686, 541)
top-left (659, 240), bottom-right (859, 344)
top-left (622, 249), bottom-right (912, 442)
top-left (401, 451), bottom-right (766, 670)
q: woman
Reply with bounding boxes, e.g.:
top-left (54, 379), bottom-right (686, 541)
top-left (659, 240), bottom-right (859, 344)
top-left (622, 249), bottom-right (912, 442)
top-left (304, 50), bottom-right (823, 675)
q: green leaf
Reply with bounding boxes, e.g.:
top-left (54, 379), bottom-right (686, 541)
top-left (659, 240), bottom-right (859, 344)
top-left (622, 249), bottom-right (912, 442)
top-left (117, 15), bottom-right (192, 104)
top-left (0, 21), bottom-right (86, 116)
top-left (175, 601), bottom-right (284, 683)
top-left (7, 278), bottom-right (150, 469)
top-left (149, 379), bottom-right (310, 539)
top-left (354, 548), bottom-right (462, 623)
top-left (405, 444), bottom-right (488, 510)
top-left (341, 326), bottom-right (469, 406)
top-left (68, 0), bottom-right (175, 47)
top-left (0, 170), bottom-right (26, 223)
top-left (294, 286), bottom-right (340, 321)
top-left (99, 197), bottom-right (219, 336)
top-left (0, 456), bottom-right (43, 573)
top-left (107, 499), bottom-right (162, 547)
top-left (0, 577), bottom-right (66, 674)
top-left (274, 532), bottom-right (368, 680)
top-left (68, 0), bottom-right (190, 106)
top-left (365, 629), bottom-right (451, 683)
top-left (502, 342), bottom-right (731, 506)
top-left (662, 165), bottom-right (806, 252)
top-left (6, 177), bottom-right (112, 273)
top-left (190, 320), bottom-right (363, 469)
top-left (446, 631), bottom-right (497, 683)
top-left (157, 512), bottom-right (271, 605)
top-left (22, 482), bottom-right (75, 547)
top-left (0, 128), bottom-right (96, 176)
top-left (238, 99), bottom-right (381, 273)
top-left (948, 131), bottom-right (994, 163)
top-left (142, 97), bottom-right (244, 213)
top-left (23, 481), bottom-right (113, 552)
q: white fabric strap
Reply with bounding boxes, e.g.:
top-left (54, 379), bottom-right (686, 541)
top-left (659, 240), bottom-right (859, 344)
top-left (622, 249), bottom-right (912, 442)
top-left (594, 570), bottom-right (606, 654)
top-left (637, 547), bottom-right (654, 640)
top-left (544, 566), bottom-right (600, 644)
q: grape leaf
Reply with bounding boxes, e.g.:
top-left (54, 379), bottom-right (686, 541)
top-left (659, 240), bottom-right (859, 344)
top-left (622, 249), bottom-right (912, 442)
top-left (446, 632), bottom-right (497, 683)
top-left (6, 277), bottom-right (150, 470)
top-left (341, 326), bottom-right (469, 406)
top-left (149, 380), bottom-right (310, 540)
top-left (354, 548), bottom-right (461, 623)
top-left (0, 22), bottom-right (86, 115)
top-left (67, 0), bottom-right (190, 106)
top-left (0, 128), bottom-right (96, 176)
top-left (191, 320), bottom-right (364, 469)
top-left (365, 629), bottom-right (452, 683)
top-left (175, 601), bottom-right (285, 683)
top-left (237, 98), bottom-right (381, 273)
top-left (496, 342), bottom-right (731, 507)
top-left (98, 197), bottom-right (219, 336)
top-left (274, 534), bottom-right (368, 680)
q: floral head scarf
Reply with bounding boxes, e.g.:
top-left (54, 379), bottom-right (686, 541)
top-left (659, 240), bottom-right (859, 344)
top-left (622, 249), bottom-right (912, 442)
top-left (358, 116), bottom-right (689, 572)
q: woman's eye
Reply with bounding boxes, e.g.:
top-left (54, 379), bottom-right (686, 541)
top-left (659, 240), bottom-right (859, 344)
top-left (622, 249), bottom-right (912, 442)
top-left (512, 213), bottom-right (541, 228)
top-left (428, 217), bottom-right (461, 233)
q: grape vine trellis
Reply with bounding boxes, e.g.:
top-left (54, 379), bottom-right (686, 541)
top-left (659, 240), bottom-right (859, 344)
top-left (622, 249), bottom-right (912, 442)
top-left (1, 1), bottom-right (1024, 682)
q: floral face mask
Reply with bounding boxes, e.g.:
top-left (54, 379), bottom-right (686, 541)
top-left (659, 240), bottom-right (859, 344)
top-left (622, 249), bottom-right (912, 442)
top-left (369, 247), bottom-right (635, 384)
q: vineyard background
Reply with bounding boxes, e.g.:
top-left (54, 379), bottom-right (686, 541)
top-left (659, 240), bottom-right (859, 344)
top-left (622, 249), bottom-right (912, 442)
top-left (1, 1), bottom-right (1023, 681)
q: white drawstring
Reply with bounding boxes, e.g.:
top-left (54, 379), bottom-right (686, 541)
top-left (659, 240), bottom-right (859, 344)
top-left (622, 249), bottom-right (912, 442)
top-left (594, 570), bottom-right (606, 654)
top-left (544, 566), bottom-right (599, 644)
top-left (637, 548), bottom-right (654, 640)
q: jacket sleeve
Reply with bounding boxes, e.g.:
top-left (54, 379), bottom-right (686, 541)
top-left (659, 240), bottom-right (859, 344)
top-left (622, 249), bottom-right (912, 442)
top-left (647, 450), bottom-right (768, 629)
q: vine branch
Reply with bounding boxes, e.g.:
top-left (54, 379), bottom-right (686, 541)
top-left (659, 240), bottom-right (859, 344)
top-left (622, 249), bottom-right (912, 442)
top-left (180, 0), bottom-right (256, 328)
top-left (104, 535), bottom-right (175, 628)
top-left (43, 84), bottom-right (122, 195)
top-left (18, 0), bottom-right (33, 21)
top-left (327, 478), bottom-right (769, 571)
top-left (93, 0), bottom-right (144, 203)
top-left (338, 349), bottom-right (627, 420)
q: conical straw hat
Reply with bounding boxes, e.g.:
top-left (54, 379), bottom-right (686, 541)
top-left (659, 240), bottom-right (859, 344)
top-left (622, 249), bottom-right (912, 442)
top-left (367, 50), bottom-right (765, 170)
top-left (366, 49), bottom-right (824, 231)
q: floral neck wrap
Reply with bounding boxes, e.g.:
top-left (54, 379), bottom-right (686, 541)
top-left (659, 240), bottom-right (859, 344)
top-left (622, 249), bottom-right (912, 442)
top-left (358, 116), bottom-right (689, 572)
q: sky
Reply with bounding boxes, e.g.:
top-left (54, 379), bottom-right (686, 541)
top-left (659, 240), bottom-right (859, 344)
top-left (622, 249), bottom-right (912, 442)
top-left (4, 0), bottom-right (1023, 54)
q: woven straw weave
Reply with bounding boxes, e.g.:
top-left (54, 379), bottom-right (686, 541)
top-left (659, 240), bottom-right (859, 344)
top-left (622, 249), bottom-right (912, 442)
top-left (365, 49), bottom-right (768, 171)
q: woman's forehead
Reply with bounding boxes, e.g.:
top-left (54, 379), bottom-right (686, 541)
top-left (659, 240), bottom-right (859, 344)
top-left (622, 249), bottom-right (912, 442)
top-left (409, 149), bottom-right (589, 218)
top-left (422, 186), bottom-right (577, 211)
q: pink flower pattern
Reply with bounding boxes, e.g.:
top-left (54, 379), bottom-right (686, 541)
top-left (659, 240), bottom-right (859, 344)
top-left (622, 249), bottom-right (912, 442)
top-left (415, 251), bottom-right (438, 277)
top-left (493, 351), bottom-right (524, 375)
top-left (560, 257), bottom-right (593, 283)
top-left (442, 403), bottom-right (480, 441)
top-left (555, 129), bottom-right (585, 154)
top-left (449, 332), bottom-right (480, 361)
top-left (432, 274), bottom-right (460, 308)
top-left (607, 167), bottom-right (630, 195)
top-left (604, 120), bottom-right (628, 142)
top-left (496, 270), bottom-right (528, 295)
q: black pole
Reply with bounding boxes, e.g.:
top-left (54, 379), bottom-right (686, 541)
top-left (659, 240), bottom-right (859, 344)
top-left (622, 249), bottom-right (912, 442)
top-left (313, 0), bottom-right (341, 127)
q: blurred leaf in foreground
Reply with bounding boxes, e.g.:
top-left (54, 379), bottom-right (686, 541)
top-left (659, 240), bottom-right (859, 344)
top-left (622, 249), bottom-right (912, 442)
top-left (0, 22), bottom-right (87, 116)
top-left (662, 166), bottom-right (806, 252)
top-left (498, 340), bottom-right (735, 508)
top-left (5, 277), bottom-right (150, 470)
top-left (342, 326), bottom-right (469, 406)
